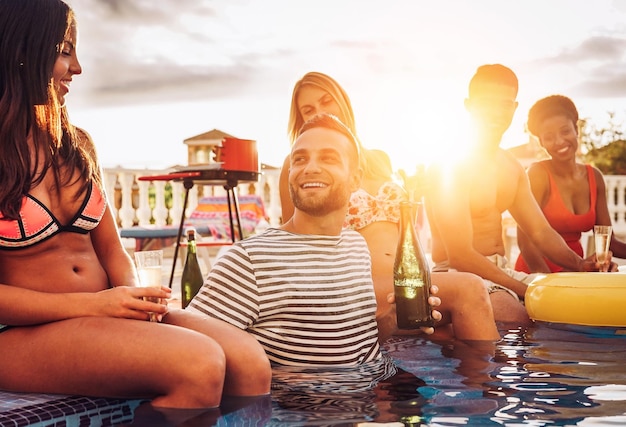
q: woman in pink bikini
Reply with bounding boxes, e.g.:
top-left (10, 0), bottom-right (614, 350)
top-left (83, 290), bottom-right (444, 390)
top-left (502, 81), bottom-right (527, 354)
top-left (514, 95), bottom-right (626, 273)
top-left (0, 0), bottom-right (269, 410)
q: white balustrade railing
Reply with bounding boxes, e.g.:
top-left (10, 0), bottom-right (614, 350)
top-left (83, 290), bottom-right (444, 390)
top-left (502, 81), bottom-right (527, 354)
top-left (105, 167), bottom-right (626, 251)
top-left (103, 166), bottom-right (283, 229)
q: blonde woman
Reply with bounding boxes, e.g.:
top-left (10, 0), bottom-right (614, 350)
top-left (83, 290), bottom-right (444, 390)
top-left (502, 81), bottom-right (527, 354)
top-left (279, 72), bottom-right (499, 341)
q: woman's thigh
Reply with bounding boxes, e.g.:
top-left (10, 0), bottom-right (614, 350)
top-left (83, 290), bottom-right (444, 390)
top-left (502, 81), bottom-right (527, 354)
top-left (0, 317), bottom-right (224, 398)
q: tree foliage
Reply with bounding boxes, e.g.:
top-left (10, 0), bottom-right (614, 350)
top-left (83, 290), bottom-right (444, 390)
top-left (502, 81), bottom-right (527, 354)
top-left (580, 112), bottom-right (626, 174)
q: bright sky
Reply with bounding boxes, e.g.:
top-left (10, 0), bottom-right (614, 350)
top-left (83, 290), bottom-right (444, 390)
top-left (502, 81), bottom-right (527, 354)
top-left (64, 0), bottom-right (626, 172)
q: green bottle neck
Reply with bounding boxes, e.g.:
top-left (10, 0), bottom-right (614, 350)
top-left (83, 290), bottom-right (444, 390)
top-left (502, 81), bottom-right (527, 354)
top-left (187, 233), bottom-right (197, 254)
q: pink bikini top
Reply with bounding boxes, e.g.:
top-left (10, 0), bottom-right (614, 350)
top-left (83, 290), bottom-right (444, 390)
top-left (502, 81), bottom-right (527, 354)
top-left (344, 181), bottom-right (406, 230)
top-left (0, 182), bottom-right (106, 250)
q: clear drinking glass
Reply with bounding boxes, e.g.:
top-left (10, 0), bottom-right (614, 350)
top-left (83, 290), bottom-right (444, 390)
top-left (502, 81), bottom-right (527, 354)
top-left (134, 250), bottom-right (163, 322)
top-left (593, 225), bottom-right (612, 272)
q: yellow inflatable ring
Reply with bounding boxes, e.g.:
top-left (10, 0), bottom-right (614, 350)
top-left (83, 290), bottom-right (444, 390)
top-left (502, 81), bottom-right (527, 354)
top-left (525, 272), bottom-right (626, 330)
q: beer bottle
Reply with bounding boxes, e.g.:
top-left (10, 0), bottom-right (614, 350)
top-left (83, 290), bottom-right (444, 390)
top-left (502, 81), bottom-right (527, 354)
top-left (393, 201), bottom-right (435, 329)
top-left (181, 227), bottom-right (204, 308)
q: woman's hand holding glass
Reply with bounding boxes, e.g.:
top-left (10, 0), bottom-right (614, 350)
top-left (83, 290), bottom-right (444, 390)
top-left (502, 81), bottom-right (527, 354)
top-left (594, 225), bottom-right (614, 272)
top-left (95, 286), bottom-right (171, 320)
top-left (134, 250), bottom-right (168, 322)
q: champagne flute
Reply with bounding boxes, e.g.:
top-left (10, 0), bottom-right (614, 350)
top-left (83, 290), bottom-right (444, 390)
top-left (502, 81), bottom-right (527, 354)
top-left (134, 250), bottom-right (163, 322)
top-left (593, 225), bottom-right (612, 272)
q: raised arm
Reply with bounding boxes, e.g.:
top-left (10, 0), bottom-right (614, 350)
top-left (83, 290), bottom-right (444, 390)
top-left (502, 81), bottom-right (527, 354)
top-left (515, 164), bottom-right (552, 272)
top-left (509, 165), bottom-right (592, 272)
top-left (426, 163), bottom-right (529, 297)
top-left (516, 226), bottom-right (551, 272)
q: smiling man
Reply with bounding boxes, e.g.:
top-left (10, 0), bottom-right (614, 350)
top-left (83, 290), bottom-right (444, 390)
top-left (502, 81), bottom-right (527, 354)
top-left (424, 64), bottom-right (607, 325)
top-left (185, 112), bottom-right (441, 367)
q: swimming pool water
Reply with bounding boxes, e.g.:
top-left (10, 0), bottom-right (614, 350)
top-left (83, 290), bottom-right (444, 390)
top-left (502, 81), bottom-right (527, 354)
top-left (386, 325), bottom-right (626, 426)
top-left (123, 324), bottom-right (626, 426)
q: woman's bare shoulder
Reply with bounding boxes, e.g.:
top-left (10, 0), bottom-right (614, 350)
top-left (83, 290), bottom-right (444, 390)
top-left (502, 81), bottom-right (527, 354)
top-left (526, 160), bottom-right (550, 179)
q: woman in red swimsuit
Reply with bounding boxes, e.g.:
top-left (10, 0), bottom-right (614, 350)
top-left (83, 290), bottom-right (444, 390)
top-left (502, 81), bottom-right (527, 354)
top-left (515, 95), bottom-right (626, 273)
top-left (0, 0), bottom-right (269, 413)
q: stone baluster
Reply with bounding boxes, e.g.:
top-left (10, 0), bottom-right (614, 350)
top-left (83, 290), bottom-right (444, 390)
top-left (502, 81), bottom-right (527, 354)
top-left (607, 175), bottom-right (626, 236)
top-left (152, 181), bottom-right (169, 226)
top-left (170, 181), bottom-right (185, 226)
top-left (212, 185), bottom-right (227, 197)
top-left (616, 177), bottom-right (626, 230)
top-left (118, 172), bottom-right (137, 228)
top-left (103, 170), bottom-right (119, 222)
top-left (187, 185), bottom-right (200, 218)
top-left (135, 178), bottom-right (152, 226)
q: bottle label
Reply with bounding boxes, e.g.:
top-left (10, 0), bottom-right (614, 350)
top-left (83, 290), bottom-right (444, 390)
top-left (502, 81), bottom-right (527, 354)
top-left (394, 282), bottom-right (433, 328)
top-left (393, 201), bottom-right (434, 329)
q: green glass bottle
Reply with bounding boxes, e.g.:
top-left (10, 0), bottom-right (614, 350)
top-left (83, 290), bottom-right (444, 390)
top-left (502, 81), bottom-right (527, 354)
top-left (393, 201), bottom-right (435, 329)
top-left (181, 228), bottom-right (203, 309)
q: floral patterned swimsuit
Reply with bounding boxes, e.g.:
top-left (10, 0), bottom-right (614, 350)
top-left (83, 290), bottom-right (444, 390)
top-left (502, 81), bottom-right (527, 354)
top-left (344, 181), bottom-right (406, 230)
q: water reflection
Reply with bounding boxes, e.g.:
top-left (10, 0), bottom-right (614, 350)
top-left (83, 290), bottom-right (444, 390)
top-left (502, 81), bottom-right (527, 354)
top-left (123, 325), bottom-right (626, 426)
top-left (493, 326), bottom-right (626, 425)
top-left (269, 353), bottom-right (427, 424)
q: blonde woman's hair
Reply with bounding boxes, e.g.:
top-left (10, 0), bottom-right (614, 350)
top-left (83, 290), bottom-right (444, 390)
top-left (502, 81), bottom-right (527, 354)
top-left (287, 72), bottom-right (357, 145)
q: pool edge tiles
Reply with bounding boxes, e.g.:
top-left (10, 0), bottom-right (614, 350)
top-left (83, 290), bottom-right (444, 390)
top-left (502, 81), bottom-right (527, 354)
top-left (0, 392), bottom-right (143, 427)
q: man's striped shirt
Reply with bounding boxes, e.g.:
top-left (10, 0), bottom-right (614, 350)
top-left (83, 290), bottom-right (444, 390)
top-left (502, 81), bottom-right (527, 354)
top-left (187, 228), bottom-right (381, 366)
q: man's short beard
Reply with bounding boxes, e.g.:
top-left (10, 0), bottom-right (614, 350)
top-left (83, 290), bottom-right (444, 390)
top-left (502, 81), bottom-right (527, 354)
top-left (289, 185), bottom-right (350, 217)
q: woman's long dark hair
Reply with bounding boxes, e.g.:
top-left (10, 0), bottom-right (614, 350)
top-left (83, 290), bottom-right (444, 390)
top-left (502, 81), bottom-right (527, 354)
top-left (0, 0), bottom-right (99, 219)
